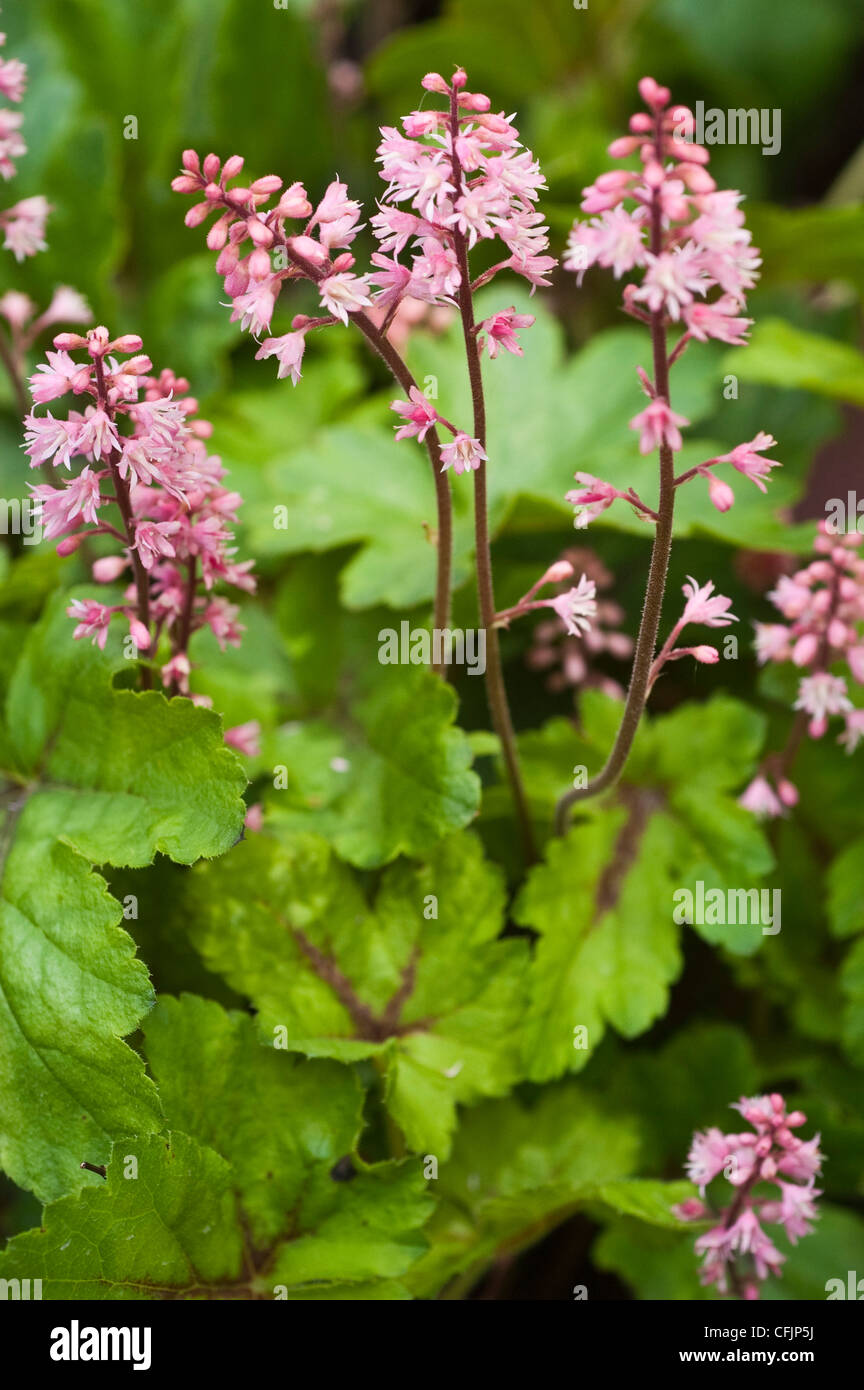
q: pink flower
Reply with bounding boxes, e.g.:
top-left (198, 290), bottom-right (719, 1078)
top-left (29, 349), bottom-right (91, 403)
top-left (549, 575), bottom-right (597, 637)
top-left (67, 598), bottom-right (112, 649)
top-left (440, 432), bottom-right (486, 475)
top-left (565, 473), bottom-right (627, 528)
top-left (133, 520), bottom-right (180, 569)
top-left (686, 1127), bottom-right (732, 1193)
top-left (478, 308), bottom-right (535, 359)
top-left (254, 331), bottom-right (306, 384)
top-left (230, 280), bottom-right (277, 336)
top-left (76, 408), bottom-right (120, 462)
top-left (1, 195), bottom-right (51, 260)
top-left (224, 721), bottom-right (262, 758)
top-left (318, 272), bottom-right (372, 325)
top-left (684, 294), bottom-right (752, 345)
top-left (632, 244), bottom-right (708, 320)
top-left (391, 386), bottom-right (439, 442)
top-left (739, 775), bottom-right (783, 820)
top-left (29, 467), bottom-right (101, 539)
top-left (629, 398), bottom-right (690, 454)
top-left (712, 432), bottom-right (781, 492)
top-left (794, 672), bottom-right (852, 737)
top-left (680, 576), bottom-right (738, 628)
top-left (754, 622), bottom-right (791, 665)
top-left (23, 412), bottom-right (81, 468)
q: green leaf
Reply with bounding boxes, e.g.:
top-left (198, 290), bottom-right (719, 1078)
top-left (143, 995), bottom-right (432, 1293)
top-left (0, 593), bottom-right (247, 1200)
top-left (262, 612), bottom-right (480, 866)
top-left (513, 696), bottom-right (773, 1078)
top-left (725, 319), bottom-right (864, 406)
top-left (143, 995), bottom-right (370, 1246)
top-left (184, 832), bottom-right (530, 1156)
top-left (748, 202), bottom-right (864, 296)
top-left (827, 838), bottom-right (864, 938)
top-left (0, 1131), bottom-right (242, 1299)
top-left (405, 1083), bottom-right (639, 1297)
top-left (595, 1179), bottom-right (697, 1229)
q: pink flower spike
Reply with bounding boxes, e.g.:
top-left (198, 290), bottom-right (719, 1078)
top-left (440, 432), bottom-right (487, 475)
top-left (629, 398), bottom-right (690, 455)
top-left (390, 385), bottom-right (439, 442)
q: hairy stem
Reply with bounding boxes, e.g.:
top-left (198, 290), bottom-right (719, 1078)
top-left (448, 86), bottom-right (536, 864)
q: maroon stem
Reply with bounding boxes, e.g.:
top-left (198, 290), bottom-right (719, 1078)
top-left (448, 85), bottom-right (536, 865)
top-left (555, 111), bottom-right (677, 835)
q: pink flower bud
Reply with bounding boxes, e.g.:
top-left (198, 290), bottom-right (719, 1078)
top-left (629, 113), bottom-right (653, 133)
top-left (110, 334), bottom-right (143, 353)
top-left (202, 152), bottom-right (221, 181)
top-left (181, 149), bottom-right (200, 173)
top-left (221, 154), bottom-right (245, 180)
top-left (250, 174), bottom-right (283, 196)
top-left (246, 217), bottom-right (273, 247)
top-left (92, 555), bottom-right (129, 583)
top-left (53, 332), bottom-right (89, 350)
top-left (677, 163), bottom-right (716, 193)
top-left (608, 135), bottom-right (641, 157)
top-left (777, 779), bottom-right (799, 807)
top-left (638, 76), bottom-right (670, 109)
top-left (792, 632), bottom-right (818, 667)
top-left (708, 475), bottom-right (735, 512)
top-left (786, 1111), bottom-right (807, 1128)
top-left (123, 355), bottom-right (152, 376)
top-left (458, 91), bottom-right (490, 111)
top-left (692, 645), bottom-right (719, 664)
top-left (451, 67), bottom-right (467, 89)
top-left (185, 201), bottom-right (212, 228)
top-left (128, 618), bottom-right (151, 650)
top-left (542, 560), bottom-right (576, 584)
top-left (56, 535), bottom-right (82, 557)
top-left (247, 248), bottom-right (271, 279)
top-left (421, 72), bottom-right (449, 94)
top-left (171, 174), bottom-right (200, 194)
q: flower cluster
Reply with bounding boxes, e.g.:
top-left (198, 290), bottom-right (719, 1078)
top-left (675, 1094), bottom-right (822, 1299)
top-left (563, 77), bottom-right (780, 525)
top-left (739, 523), bottom-right (864, 817)
top-left (23, 325), bottom-right (253, 693)
top-left (0, 32), bottom-right (50, 259)
top-left (171, 68), bottom-right (552, 476)
top-left (526, 548), bottom-right (633, 697)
